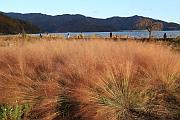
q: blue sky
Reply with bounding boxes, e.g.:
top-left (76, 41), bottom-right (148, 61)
top-left (1, 0), bottom-right (180, 23)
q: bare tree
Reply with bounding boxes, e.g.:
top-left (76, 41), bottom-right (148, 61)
top-left (136, 19), bottom-right (163, 39)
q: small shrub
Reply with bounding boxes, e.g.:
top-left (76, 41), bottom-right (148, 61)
top-left (0, 104), bottom-right (30, 120)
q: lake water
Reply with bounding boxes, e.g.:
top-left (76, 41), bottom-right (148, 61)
top-left (38, 31), bottom-right (180, 38)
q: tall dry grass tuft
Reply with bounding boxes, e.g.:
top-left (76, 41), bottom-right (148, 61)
top-left (0, 38), bottom-right (180, 120)
top-left (0, 41), bottom-right (64, 119)
top-left (57, 40), bottom-right (180, 120)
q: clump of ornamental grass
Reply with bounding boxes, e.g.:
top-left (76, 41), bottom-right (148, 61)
top-left (57, 40), bottom-right (180, 120)
top-left (0, 42), bottom-right (64, 119)
top-left (0, 38), bottom-right (179, 120)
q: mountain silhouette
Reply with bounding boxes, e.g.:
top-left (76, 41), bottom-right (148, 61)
top-left (4, 12), bottom-right (180, 33)
top-left (0, 12), bottom-right (40, 34)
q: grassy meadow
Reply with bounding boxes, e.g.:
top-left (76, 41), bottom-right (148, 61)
top-left (0, 36), bottom-right (180, 120)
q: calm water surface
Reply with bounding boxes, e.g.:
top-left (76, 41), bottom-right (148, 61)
top-left (37, 31), bottom-right (180, 38)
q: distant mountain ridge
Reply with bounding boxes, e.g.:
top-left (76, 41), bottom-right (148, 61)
top-left (0, 12), bottom-right (40, 34)
top-left (4, 12), bottom-right (180, 33)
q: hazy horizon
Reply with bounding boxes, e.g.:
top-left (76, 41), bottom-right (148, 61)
top-left (1, 0), bottom-right (180, 23)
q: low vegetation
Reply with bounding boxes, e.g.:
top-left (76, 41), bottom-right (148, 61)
top-left (0, 104), bottom-right (30, 120)
top-left (0, 37), bottom-right (180, 120)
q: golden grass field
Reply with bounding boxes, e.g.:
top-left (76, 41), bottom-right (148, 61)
top-left (0, 36), bottom-right (180, 120)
